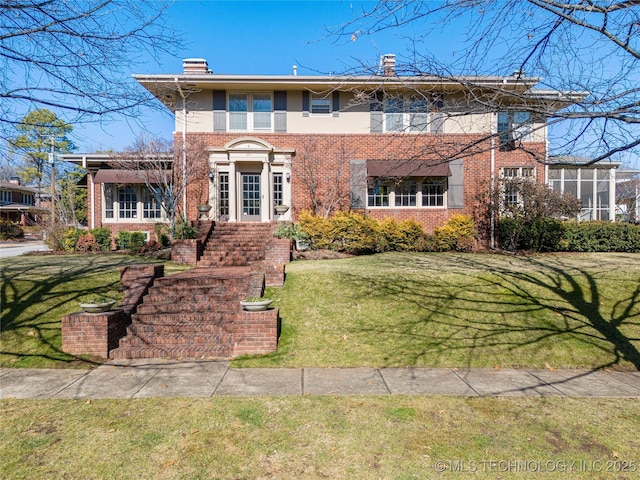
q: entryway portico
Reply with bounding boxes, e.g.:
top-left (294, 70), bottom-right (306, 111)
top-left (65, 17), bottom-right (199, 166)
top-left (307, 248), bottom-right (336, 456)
top-left (209, 138), bottom-right (294, 222)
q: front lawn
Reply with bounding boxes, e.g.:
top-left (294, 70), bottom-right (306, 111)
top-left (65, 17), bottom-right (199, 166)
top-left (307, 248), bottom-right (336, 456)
top-left (0, 254), bottom-right (191, 369)
top-left (2, 396), bottom-right (638, 479)
top-left (2, 252), bottom-right (639, 370)
top-left (238, 252), bottom-right (640, 370)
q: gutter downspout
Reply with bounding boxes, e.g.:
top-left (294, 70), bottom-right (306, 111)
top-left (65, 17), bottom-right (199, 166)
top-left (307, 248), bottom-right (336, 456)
top-left (175, 78), bottom-right (187, 219)
top-left (490, 113), bottom-right (496, 250)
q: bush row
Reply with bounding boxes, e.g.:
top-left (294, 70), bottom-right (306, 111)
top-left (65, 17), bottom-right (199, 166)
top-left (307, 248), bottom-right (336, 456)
top-left (278, 211), bottom-right (476, 255)
top-left (59, 224), bottom-right (171, 253)
top-left (498, 219), bottom-right (640, 252)
top-left (0, 220), bottom-right (24, 240)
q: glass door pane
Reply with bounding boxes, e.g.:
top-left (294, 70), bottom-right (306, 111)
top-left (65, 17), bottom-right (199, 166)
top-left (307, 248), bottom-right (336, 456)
top-left (241, 173), bottom-right (261, 221)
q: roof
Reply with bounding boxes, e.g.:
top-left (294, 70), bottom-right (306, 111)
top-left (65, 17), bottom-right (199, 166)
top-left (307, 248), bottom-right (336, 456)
top-left (366, 160), bottom-right (451, 177)
top-left (0, 181), bottom-right (38, 194)
top-left (548, 155), bottom-right (621, 168)
top-left (93, 169), bottom-right (171, 184)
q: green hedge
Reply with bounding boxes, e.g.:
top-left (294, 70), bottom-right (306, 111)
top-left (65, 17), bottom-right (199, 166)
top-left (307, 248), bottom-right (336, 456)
top-left (498, 219), bottom-right (640, 252)
top-left (0, 220), bottom-right (24, 240)
top-left (559, 221), bottom-right (640, 252)
top-left (116, 231), bottom-right (146, 251)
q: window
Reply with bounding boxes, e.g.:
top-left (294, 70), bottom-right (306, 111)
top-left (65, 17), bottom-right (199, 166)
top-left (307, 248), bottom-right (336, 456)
top-left (367, 177), bottom-right (447, 208)
top-left (219, 173), bottom-right (229, 218)
top-left (142, 187), bottom-right (162, 219)
top-left (421, 179), bottom-right (445, 206)
top-left (498, 111), bottom-right (532, 150)
top-left (384, 96), bottom-right (432, 132)
top-left (367, 182), bottom-right (390, 207)
top-left (310, 94), bottom-right (331, 114)
top-left (272, 173), bottom-right (283, 212)
top-left (499, 167), bottom-right (536, 205)
top-left (228, 93), bottom-right (272, 131)
top-left (21, 193), bottom-right (33, 205)
top-left (395, 181), bottom-right (417, 206)
top-left (119, 187), bottom-right (137, 219)
top-left (104, 185), bottom-right (114, 218)
top-left (548, 167), bottom-right (613, 221)
top-left (1, 190), bottom-right (11, 204)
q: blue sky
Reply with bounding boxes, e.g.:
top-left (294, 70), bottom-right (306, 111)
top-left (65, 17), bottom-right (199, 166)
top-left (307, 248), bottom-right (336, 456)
top-left (73, 0), bottom-right (429, 151)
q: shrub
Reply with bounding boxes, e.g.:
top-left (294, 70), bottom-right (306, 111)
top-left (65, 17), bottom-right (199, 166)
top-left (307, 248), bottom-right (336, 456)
top-left (90, 227), bottom-right (112, 251)
top-left (379, 219), bottom-right (426, 251)
top-left (330, 211), bottom-right (382, 254)
top-left (172, 217), bottom-right (198, 240)
top-left (62, 227), bottom-right (84, 251)
top-left (498, 217), bottom-right (564, 252)
top-left (0, 220), bottom-right (24, 240)
top-left (298, 211), bottom-right (335, 250)
top-left (129, 231), bottom-right (146, 252)
top-left (559, 221), bottom-right (640, 252)
top-left (154, 223), bottom-right (171, 248)
top-left (75, 233), bottom-right (99, 252)
top-left (433, 214), bottom-right (476, 251)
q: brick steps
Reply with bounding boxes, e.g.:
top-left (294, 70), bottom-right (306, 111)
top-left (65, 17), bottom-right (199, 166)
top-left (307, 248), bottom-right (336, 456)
top-left (110, 224), bottom-right (280, 360)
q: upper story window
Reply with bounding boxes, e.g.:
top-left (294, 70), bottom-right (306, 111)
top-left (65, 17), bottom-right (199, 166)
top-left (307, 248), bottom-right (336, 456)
top-left (310, 94), bottom-right (331, 114)
top-left (228, 93), bottom-right (272, 131)
top-left (384, 96), bottom-right (431, 132)
top-left (21, 193), bottom-right (33, 205)
top-left (498, 111), bottom-right (532, 150)
top-left (0, 190), bottom-right (11, 204)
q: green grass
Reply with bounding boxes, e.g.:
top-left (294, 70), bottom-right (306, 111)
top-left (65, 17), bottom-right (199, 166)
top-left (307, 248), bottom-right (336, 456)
top-left (1, 396), bottom-right (638, 479)
top-left (235, 252), bottom-right (640, 370)
top-left (2, 252), bottom-right (639, 371)
top-left (1, 254), bottom-right (192, 369)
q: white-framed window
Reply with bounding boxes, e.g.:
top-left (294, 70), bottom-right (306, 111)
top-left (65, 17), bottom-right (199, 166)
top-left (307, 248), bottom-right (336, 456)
top-left (548, 167), bottom-right (613, 221)
top-left (119, 187), bottom-right (137, 219)
top-left (384, 96), bottom-right (431, 132)
top-left (367, 177), bottom-right (447, 208)
top-left (21, 193), bottom-right (33, 205)
top-left (272, 172), bottom-right (283, 212)
top-left (0, 190), bottom-right (11, 204)
top-left (310, 94), bottom-right (331, 114)
top-left (499, 167), bottom-right (536, 205)
top-left (228, 92), bottom-right (272, 131)
top-left (103, 184), bottom-right (165, 222)
top-left (142, 187), bottom-right (162, 219)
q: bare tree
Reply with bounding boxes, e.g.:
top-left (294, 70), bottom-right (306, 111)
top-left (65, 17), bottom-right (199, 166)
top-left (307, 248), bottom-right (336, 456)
top-left (110, 136), bottom-right (209, 237)
top-left (332, 1), bottom-right (640, 165)
top-left (293, 137), bottom-right (352, 217)
top-left (0, 0), bottom-right (178, 140)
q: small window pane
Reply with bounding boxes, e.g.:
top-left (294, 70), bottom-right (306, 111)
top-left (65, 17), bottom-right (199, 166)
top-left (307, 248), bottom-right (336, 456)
top-left (311, 96), bottom-right (331, 114)
top-left (229, 94), bottom-right (248, 112)
top-left (253, 93), bottom-right (272, 112)
top-left (395, 181), bottom-right (416, 207)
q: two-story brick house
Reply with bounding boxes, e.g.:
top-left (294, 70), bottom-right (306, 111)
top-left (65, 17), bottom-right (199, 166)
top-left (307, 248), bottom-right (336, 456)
top-left (70, 55), bottom-right (582, 242)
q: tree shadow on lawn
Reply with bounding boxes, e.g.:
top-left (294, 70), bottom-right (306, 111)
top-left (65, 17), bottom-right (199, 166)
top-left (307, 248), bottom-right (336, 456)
top-left (0, 254), bottom-right (147, 367)
top-left (340, 253), bottom-right (640, 371)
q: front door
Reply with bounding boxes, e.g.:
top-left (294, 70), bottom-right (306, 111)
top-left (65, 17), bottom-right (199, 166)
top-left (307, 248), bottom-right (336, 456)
top-left (241, 173), bottom-right (261, 222)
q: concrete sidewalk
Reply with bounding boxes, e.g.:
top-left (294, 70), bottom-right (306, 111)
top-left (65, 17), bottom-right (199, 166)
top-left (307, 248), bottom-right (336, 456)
top-left (2, 360), bottom-right (639, 399)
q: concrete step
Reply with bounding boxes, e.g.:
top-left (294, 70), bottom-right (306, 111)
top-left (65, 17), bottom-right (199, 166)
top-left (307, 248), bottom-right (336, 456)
top-left (109, 344), bottom-right (232, 360)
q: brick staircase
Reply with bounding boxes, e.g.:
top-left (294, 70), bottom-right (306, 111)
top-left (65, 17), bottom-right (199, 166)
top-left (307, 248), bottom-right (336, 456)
top-left (109, 223), bottom-right (281, 360)
top-left (197, 222), bottom-right (276, 267)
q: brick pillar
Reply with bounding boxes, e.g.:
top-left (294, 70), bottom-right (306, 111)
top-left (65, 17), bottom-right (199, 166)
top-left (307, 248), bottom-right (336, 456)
top-left (61, 310), bottom-right (128, 358)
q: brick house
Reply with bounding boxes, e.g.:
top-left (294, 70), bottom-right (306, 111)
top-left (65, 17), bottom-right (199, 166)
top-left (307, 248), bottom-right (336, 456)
top-left (67, 55), bottom-right (583, 243)
top-left (0, 178), bottom-right (46, 225)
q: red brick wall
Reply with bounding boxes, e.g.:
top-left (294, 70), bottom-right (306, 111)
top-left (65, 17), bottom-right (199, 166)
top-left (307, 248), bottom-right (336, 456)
top-left (181, 132), bottom-right (545, 236)
top-left (230, 309), bottom-right (279, 356)
top-left (61, 310), bottom-right (128, 358)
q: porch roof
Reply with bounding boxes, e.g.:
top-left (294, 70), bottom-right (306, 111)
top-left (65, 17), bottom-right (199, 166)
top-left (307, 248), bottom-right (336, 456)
top-left (93, 169), bottom-right (170, 184)
top-left (366, 160), bottom-right (451, 178)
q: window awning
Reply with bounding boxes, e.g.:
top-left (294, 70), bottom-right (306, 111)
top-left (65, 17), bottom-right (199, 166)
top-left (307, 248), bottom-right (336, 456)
top-left (366, 160), bottom-right (451, 178)
top-left (92, 169), bottom-right (170, 184)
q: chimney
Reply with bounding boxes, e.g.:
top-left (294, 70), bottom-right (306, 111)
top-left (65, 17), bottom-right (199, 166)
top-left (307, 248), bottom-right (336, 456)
top-left (9, 176), bottom-right (20, 185)
top-left (382, 54), bottom-right (396, 77)
top-left (182, 58), bottom-right (210, 74)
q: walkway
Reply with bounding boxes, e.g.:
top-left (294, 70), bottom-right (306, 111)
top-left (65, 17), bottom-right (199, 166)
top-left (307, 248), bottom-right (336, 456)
top-left (2, 361), bottom-right (639, 399)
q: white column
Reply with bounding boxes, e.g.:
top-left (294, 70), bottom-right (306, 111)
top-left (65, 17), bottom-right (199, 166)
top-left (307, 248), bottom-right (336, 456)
top-left (260, 158), bottom-right (270, 222)
top-left (229, 161), bottom-right (237, 222)
top-left (609, 167), bottom-right (616, 221)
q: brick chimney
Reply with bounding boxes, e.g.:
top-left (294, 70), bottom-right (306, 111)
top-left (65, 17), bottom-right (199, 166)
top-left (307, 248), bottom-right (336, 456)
top-left (9, 177), bottom-right (20, 185)
top-left (382, 54), bottom-right (396, 77)
top-left (182, 58), bottom-right (210, 74)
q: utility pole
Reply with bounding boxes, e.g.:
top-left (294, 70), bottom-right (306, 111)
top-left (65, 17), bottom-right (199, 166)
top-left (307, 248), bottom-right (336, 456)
top-left (49, 136), bottom-right (55, 222)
